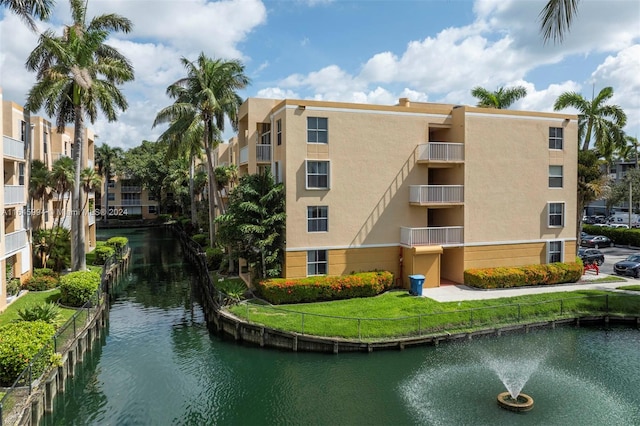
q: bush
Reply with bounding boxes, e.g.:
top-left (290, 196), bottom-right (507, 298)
top-left (93, 245), bottom-right (115, 265)
top-left (257, 271), bottom-right (394, 304)
top-left (192, 233), bottom-right (208, 247)
top-left (17, 302), bottom-right (62, 325)
top-left (59, 271), bottom-right (101, 307)
top-left (33, 227), bottom-right (71, 272)
top-left (206, 247), bottom-right (224, 271)
top-left (33, 268), bottom-right (58, 279)
top-left (106, 237), bottom-right (128, 258)
top-left (24, 275), bottom-right (58, 291)
top-left (6, 278), bottom-right (21, 296)
top-left (0, 321), bottom-right (56, 386)
top-left (464, 261), bottom-right (583, 289)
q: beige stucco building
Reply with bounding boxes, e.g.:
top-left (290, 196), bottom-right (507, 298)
top-left (97, 175), bottom-right (159, 221)
top-left (229, 97), bottom-right (578, 289)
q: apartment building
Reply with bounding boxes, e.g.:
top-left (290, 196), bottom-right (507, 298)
top-left (1, 91), bottom-right (31, 311)
top-left (232, 97), bottom-right (578, 288)
top-left (98, 175), bottom-right (159, 220)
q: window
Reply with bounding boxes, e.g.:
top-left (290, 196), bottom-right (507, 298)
top-left (260, 123), bottom-right (271, 145)
top-left (274, 161), bottom-right (283, 184)
top-left (307, 250), bottom-right (327, 276)
top-left (547, 240), bottom-right (563, 263)
top-left (108, 179), bottom-right (116, 188)
top-left (107, 193), bottom-right (115, 201)
top-left (18, 163), bottom-right (25, 185)
top-left (306, 161), bottom-right (329, 189)
top-left (549, 165), bottom-right (563, 188)
top-left (307, 206), bottom-right (328, 232)
top-left (148, 205), bottom-right (157, 214)
top-left (548, 202), bottom-right (564, 227)
top-left (44, 132), bottom-right (48, 154)
top-left (549, 127), bottom-right (563, 150)
top-left (148, 193), bottom-right (156, 201)
top-left (307, 117), bottom-right (328, 143)
top-left (276, 119), bottom-right (282, 146)
top-left (20, 121), bottom-right (27, 142)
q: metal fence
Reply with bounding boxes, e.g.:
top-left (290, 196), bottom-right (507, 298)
top-left (238, 293), bottom-right (640, 341)
top-left (0, 280), bottom-right (108, 425)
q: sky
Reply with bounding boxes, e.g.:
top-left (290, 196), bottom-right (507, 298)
top-left (1, 0), bottom-right (639, 150)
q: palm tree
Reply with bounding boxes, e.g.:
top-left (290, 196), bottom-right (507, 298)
top-left (539, 0), bottom-right (580, 44)
top-left (553, 86), bottom-right (627, 152)
top-left (80, 167), bottom-right (101, 214)
top-left (153, 53), bottom-right (249, 244)
top-left (28, 159), bottom-right (52, 230)
top-left (95, 143), bottom-right (122, 222)
top-left (471, 86), bottom-right (527, 109)
top-left (0, 0), bottom-right (54, 31)
top-left (25, 0), bottom-right (134, 271)
top-left (48, 156), bottom-right (74, 257)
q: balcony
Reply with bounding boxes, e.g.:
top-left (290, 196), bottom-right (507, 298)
top-left (401, 226), bottom-right (464, 247)
top-left (417, 143), bottom-right (464, 166)
top-left (4, 185), bottom-right (26, 205)
top-left (3, 136), bottom-right (25, 160)
top-left (121, 186), bottom-right (141, 193)
top-left (121, 199), bottom-right (141, 206)
top-left (409, 185), bottom-right (464, 207)
top-left (5, 229), bottom-right (28, 254)
top-left (256, 144), bottom-right (271, 162)
top-left (239, 146), bottom-right (248, 164)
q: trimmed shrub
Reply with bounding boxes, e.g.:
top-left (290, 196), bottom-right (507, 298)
top-left (257, 271), bottom-right (394, 304)
top-left (23, 275), bottom-right (58, 291)
top-left (464, 261), bottom-right (583, 289)
top-left (59, 271), bottom-right (101, 307)
top-left (93, 245), bottom-right (115, 265)
top-left (6, 278), bottom-right (21, 296)
top-left (33, 268), bottom-right (58, 279)
top-left (17, 302), bottom-right (62, 324)
top-left (192, 233), bottom-right (208, 247)
top-left (0, 321), bottom-right (56, 386)
top-left (106, 237), bottom-right (128, 258)
top-left (205, 247), bottom-right (224, 271)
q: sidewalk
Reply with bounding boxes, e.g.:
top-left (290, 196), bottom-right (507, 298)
top-left (421, 273), bottom-right (637, 302)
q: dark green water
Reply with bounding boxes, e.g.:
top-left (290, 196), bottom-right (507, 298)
top-left (42, 227), bottom-right (640, 426)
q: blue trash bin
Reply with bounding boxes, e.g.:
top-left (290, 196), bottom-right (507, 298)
top-left (409, 274), bottom-right (426, 296)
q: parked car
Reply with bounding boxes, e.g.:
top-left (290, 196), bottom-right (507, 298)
top-left (580, 235), bottom-right (613, 249)
top-left (578, 248), bottom-right (604, 265)
top-left (613, 254), bottom-right (640, 278)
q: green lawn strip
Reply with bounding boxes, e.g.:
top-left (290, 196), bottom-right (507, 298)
top-left (617, 285), bottom-right (640, 291)
top-left (582, 275), bottom-right (627, 283)
top-left (0, 290), bottom-right (76, 327)
top-left (227, 290), bottom-right (640, 340)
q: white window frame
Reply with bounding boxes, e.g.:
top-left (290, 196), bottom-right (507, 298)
top-left (549, 127), bottom-right (563, 150)
top-left (546, 240), bottom-right (564, 263)
top-left (307, 249), bottom-right (328, 276)
top-left (548, 202), bottom-right (564, 227)
top-left (549, 165), bottom-right (563, 188)
top-left (307, 117), bottom-right (328, 144)
top-left (276, 119), bottom-right (282, 146)
top-left (305, 160), bottom-right (330, 189)
top-left (307, 206), bottom-right (328, 232)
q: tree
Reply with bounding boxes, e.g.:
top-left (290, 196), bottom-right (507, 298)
top-left (539, 0), bottom-right (580, 44)
top-left (28, 159), bottom-right (52, 231)
top-left (120, 141), bottom-right (170, 209)
top-left (553, 87), bottom-right (627, 152)
top-left (95, 143), bottom-right (122, 222)
top-left (0, 0), bottom-right (53, 31)
top-left (214, 164), bottom-right (238, 213)
top-left (153, 53), bottom-right (250, 245)
top-left (577, 150), bottom-right (609, 239)
top-left (80, 167), bottom-right (101, 214)
top-left (25, 0), bottom-right (134, 271)
top-left (470, 86), bottom-right (527, 109)
top-left (216, 169), bottom-right (285, 280)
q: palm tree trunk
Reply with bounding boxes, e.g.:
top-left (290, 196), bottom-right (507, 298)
top-left (189, 157), bottom-right (197, 226)
top-left (103, 172), bottom-right (109, 223)
top-left (72, 109), bottom-right (86, 271)
top-left (204, 143), bottom-right (217, 244)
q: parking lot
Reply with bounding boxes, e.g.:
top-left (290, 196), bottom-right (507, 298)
top-left (584, 245), bottom-right (640, 277)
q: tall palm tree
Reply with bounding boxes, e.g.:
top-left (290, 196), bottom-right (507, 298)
top-left (28, 159), bottom-right (52, 230)
top-left (80, 166), bottom-right (101, 213)
top-left (0, 0), bottom-right (54, 31)
top-left (48, 156), bottom-right (74, 254)
top-left (153, 53), bottom-right (249, 244)
top-left (25, 0), bottom-right (134, 271)
top-left (470, 86), bottom-right (527, 109)
top-left (539, 0), bottom-right (580, 44)
top-left (553, 86), bottom-right (627, 152)
top-left (95, 143), bottom-right (122, 222)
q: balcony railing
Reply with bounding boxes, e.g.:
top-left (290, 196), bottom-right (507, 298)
top-left (256, 144), bottom-right (271, 162)
top-left (121, 199), bottom-right (141, 206)
top-left (409, 185), bottom-right (464, 204)
top-left (418, 143), bottom-right (464, 162)
top-left (239, 146), bottom-right (248, 164)
top-left (5, 229), bottom-right (27, 254)
top-left (3, 136), bottom-right (25, 160)
top-left (120, 186), bottom-right (141, 193)
top-left (4, 185), bottom-right (26, 205)
top-left (400, 226), bottom-right (464, 246)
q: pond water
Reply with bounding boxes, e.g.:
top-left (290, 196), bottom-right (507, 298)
top-left (42, 227), bottom-right (640, 425)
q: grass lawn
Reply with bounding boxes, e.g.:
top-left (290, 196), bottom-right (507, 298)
top-left (582, 275), bottom-right (627, 283)
top-left (0, 290), bottom-right (76, 327)
top-left (227, 289), bottom-right (640, 340)
top-left (617, 285), bottom-right (640, 291)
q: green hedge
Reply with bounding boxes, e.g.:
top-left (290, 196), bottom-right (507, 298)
top-left (205, 247), bottom-right (224, 271)
top-left (24, 275), bottom-right (58, 291)
top-left (0, 321), bottom-right (56, 386)
top-left (464, 261), bottom-right (583, 289)
top-left (257, 271), bottom-right (394, 304)
top-left (94, 245), bottom-right (115, 264)
top-left (59, 271), bottom-right (101, 307)
top-left (106, 236), bottom-right (128, 258)
top-left (582, 224), bottom-right (640, 246)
